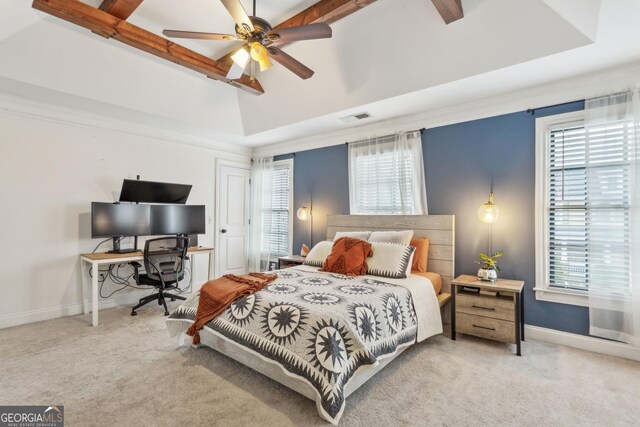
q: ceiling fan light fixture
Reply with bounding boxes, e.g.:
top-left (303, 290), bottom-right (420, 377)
top-left (231, 47), bottom-right (250, 68)
top-left (250, 42), bottom-right (268, 62)
top-left (258, 57), bottom-right (272, 72)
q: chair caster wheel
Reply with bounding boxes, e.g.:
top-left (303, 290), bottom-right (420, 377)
top-left (171, 298), bottom-right (176, 301)
top-left (131, 311), bottom-right (137, 316)
top-left (158, 299), bottom-right (162, 305)
top-left (164, 311), bottom-right (170, 316)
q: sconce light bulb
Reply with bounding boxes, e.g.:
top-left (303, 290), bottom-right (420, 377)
top-left (297, 206), bottom-right (311, 221)
top-left (478, 192), bottom-right (500, 224)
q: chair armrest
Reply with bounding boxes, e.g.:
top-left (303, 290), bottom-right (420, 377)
top-left (130, 261), bottom-right (142, 283)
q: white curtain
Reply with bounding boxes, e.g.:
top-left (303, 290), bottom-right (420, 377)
top-left (586, 89), bottom-right (640, 347)
top-left (248, 157), bottom-right (273, 272)
top-left (348, 130), bottom-right (428, 215)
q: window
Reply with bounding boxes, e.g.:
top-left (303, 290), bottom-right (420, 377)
top-left (263, 159), bottom-right (293, 258)
top-left (348, 131), bottom-right (428, 215)
top-left (535, 111), bottom-right (633, 306)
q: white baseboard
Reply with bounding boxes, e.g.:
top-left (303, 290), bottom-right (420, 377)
top-left (0, 290), bottom-right (191, 329)
top-left (525, 325), bottom-right (640, 363)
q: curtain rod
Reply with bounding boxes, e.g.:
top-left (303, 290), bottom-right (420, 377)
top-left (344, 128), bottom-right (425, 145)
top-left (526, 100), bottom-right (583, 116)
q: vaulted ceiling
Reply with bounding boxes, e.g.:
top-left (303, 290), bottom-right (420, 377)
top-left (1, 0), bottom-right (640, 149)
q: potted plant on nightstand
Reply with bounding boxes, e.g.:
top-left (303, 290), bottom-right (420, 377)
top-left (475, 251), bottom-right (504, 282)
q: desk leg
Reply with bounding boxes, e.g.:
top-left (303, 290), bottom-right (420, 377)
top-left (80, 259), bottom-right (88, 315)
top-left (451, 284), bottom-right (456, 340)
top-left (92, 261), bottom-right (99, 326)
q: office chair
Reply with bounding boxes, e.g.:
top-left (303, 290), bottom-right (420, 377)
top-left (131, 236), bottom-right (189, 316)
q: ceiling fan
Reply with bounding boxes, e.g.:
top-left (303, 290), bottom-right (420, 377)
top-left (162, 0), bottom-right (332, 81)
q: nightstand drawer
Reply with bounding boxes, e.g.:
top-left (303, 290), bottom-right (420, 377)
top-left (456, 293), bottom-right (515, 321)
top-left (456, 312), bottom-right (516, 344)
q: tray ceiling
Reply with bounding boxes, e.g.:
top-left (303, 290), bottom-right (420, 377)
top-left (2, 0), bottom-right (639, 149)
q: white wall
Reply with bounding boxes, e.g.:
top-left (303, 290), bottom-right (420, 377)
top-left (0, 17), bottom-right (245, 138)
top-left (0, 96), bottom-right (250, 328)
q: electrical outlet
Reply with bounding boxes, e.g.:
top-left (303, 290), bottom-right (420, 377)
top-left (99, 272), bottom-right (106, 282)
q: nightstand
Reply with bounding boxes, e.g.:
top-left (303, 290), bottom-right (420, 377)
top-left (278, 255), bottom-right (306, 269)
top-left (451, 275), bottom-right (525, 356)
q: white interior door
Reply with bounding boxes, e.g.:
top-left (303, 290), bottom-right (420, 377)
top-left (216, 163), bottom-right (250, 276)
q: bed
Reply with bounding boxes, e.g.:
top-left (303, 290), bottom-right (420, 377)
top-left (166, 215), bottom-right (455, 424)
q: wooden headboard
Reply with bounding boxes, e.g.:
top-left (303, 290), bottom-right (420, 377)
top-left (326, 215), bottom-right (455, 293)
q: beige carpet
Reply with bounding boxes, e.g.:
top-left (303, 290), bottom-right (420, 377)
top-left (1, 306), bottom-right (639, 426)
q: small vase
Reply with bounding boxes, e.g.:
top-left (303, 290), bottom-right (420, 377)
top-left (301, 244), bottom-right (310, 256)
top-left (477, 268), bottom-right (497, 282)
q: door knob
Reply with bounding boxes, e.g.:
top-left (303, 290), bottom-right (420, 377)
top-left (221, 229), bottom-right (227, 233)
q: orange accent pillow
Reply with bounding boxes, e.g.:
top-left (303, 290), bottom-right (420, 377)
top-left (410, 238), bottom-right (430, 273)
top-left (412, 272), bottom-right (442, 295)
top-left (321, 237), bottom-right (373, 277)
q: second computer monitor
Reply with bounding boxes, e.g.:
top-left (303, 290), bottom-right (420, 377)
top-left (150, 205), bottom-right (205, 235)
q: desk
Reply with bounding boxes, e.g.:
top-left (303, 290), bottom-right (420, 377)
top-left (80, 246), bottom-right (214, 326)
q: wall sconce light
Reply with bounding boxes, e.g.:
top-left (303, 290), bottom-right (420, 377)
top-left (297, 204), bottom-right (312, 221)
top-left (478, 192), bottom-right (500, 224)
top-left (478, 191), bottom-right (500, 261)
top-left (297, 203), bottom-right (313, 253)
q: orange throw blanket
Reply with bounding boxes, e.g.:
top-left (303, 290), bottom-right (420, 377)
top-left (186, 273), bottom-right (277, 345)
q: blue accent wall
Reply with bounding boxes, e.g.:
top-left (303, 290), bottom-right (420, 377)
top-left (279, 101), bottom-right (591, 335)
top-left (275, 144), bottom-right (350, 254)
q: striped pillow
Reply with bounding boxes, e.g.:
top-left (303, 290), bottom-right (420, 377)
top-left (303, 241), bottom-right (333, 267)
top-left (366, 242), bottom-right (415, 279)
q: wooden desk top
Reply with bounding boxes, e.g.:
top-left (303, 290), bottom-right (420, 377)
top-left (81, 246), bottom-right (213, 261)
top-left (451, 274), bottom-right (524, 293)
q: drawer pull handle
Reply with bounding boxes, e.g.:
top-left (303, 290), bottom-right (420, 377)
top-left (473, 324), bottom-right (496, 331)
top-left (472, 305), bottom-right (495, 311)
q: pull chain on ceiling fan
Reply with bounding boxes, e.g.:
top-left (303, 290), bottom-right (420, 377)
top-left (162, 0), bottom-right (332, 81)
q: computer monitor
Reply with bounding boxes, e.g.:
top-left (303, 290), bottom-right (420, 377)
top-left (119, 179), bottom-right (192, 204)
top-left (91, 202), bottom-right (151, 253)
top-left (150, 205), bottom-right (206, 235)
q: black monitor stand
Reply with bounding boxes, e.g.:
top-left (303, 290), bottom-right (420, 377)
top-left (108, 236), bottom-right (139, 254)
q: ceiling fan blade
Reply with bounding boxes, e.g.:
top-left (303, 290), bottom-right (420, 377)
top-left (267, 46), bottom-right (314, 80)
top-left (220, 0), bottom-right (255, 33)
top-left (162, 30), bottom-right (241, 41)
top-left (267, 23), bottom-right (332, 43)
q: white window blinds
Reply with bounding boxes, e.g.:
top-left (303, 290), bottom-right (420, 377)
top-left (545, 119), bottom-right (633, 294)
top-left (348, 131), bottom-right (428, 215)
top-left (262, 160), bottom-right (293, 257)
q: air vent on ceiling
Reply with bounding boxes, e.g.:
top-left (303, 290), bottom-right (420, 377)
top-left (339, 112), bottom-right (371, 123)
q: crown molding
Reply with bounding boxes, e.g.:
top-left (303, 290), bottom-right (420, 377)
top-left (0, 91), bottom-right (252, 158)
top-left (252, 61), bottom-right (640, 158)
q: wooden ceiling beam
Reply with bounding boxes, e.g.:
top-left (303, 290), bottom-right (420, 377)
top-left (431, 0), bottom-right (463, 25)
top-left (275, 0), bottom-right (378, 29)
top-left (32, 0), bottom-right (264, 95)
top-left (99, 0), bottom-right (144, 20)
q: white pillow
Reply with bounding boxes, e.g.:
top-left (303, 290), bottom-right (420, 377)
top-left (368, 230), bottom-right (414, 245)
top-left (303, 240), bottom-right (333, 267)
top-left (333, 231), bottom-right (372, 241)
top-left (366, 242), bottom-right (416, 279)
